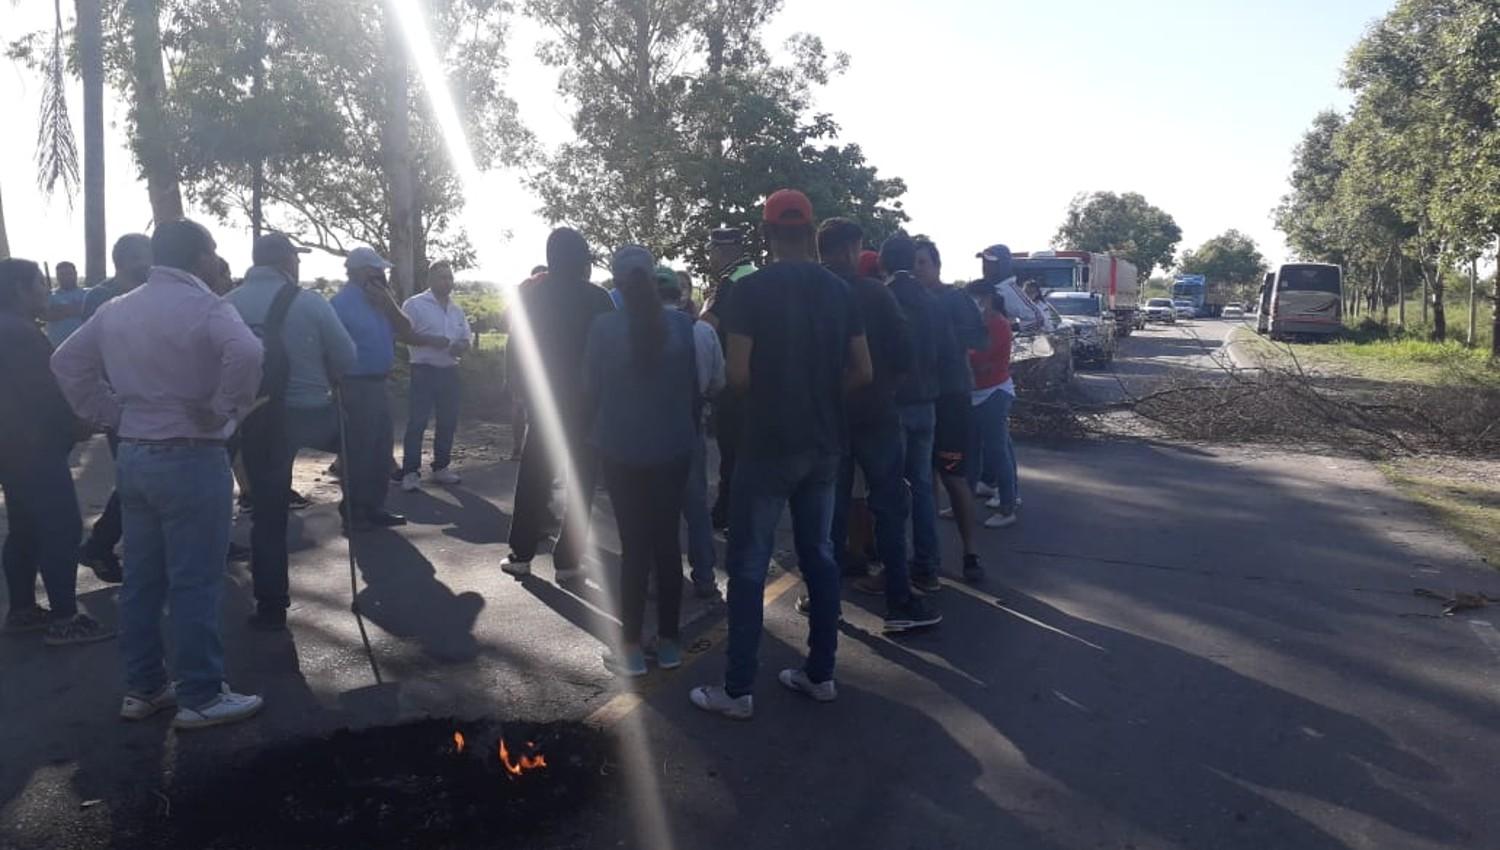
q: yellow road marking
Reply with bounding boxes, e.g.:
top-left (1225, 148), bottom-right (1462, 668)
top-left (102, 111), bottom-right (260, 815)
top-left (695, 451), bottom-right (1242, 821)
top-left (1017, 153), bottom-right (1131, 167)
top-left (584, 569), bottom-right (801, 729)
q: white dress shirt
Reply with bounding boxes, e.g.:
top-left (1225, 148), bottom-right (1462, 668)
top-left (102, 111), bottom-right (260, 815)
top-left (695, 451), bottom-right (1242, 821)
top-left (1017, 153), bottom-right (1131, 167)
top-left (402, 290), bottom-right (471, 368)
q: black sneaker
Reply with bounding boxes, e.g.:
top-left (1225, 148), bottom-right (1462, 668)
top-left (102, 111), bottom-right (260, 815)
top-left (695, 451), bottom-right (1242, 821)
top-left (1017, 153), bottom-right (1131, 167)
top-left (78, 547), bottom-right (123, 584)
top-left (911, 573), bottom-right (943, 594)
top-left (366, 509), bottom-right (407, 528)
top-left (962, 554), bottom-right (984, 584)
top-left (884, 597), bottom-right (943, 633)
top-left (248, 608), bottom-right (288, 632)
top-left (288, 490), bottom-right (312, 510)
top-left (227, 543), bottom-right (252, 562)
top-left (793, 595), bottom-right (844, 623)
top-left (43, 613), bottom-right (116, 646)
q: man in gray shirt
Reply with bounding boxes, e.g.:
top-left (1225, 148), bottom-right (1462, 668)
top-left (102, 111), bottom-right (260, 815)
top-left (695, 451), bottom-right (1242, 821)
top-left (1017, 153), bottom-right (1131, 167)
top-left (226, 233), bottom-right (357, 631)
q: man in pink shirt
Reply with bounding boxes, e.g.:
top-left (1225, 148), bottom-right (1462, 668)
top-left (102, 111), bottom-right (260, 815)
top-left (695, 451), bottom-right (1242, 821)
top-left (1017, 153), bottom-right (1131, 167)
top-left (52, 219), bottom-right (266, 730)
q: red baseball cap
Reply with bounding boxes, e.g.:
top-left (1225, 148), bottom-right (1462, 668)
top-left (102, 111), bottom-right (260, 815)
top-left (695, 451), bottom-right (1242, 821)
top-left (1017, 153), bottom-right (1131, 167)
top-left (763, 189), bottom-right (814, 226)
top-left (857, 250), bottom-right (880, 278)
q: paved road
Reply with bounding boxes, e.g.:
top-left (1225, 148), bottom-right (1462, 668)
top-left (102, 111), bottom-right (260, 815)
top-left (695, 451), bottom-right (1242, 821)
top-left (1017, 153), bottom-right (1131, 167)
top-left (1072, 317), bottom-right (1245, 407)
top-left (4, 350), bottom-right (1500, 849)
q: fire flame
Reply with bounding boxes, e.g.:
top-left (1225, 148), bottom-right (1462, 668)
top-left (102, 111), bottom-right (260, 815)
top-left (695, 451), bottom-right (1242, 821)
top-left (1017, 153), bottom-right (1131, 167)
top-left (498, 738), bottom-right (547, 777)
top-left (453, 731), bottom-right (465, 754)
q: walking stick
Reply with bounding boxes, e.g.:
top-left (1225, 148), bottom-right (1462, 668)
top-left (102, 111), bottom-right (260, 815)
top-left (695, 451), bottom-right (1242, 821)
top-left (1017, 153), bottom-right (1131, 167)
top-left (333, 383), bottom-right (384, 685)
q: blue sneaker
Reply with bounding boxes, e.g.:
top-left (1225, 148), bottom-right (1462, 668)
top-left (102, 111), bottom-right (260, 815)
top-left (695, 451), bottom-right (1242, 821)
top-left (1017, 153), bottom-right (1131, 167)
top-left (655, 639), bottom-right (683, 670)
top-left (602, 647), bottom-right (647, 677)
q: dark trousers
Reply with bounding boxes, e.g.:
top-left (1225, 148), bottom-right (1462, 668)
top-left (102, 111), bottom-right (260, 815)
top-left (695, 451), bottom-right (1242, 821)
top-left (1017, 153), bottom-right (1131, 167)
top-left (339, 377), bottom-right (392, 518)
top-left (242, 404), bottom-right (340, 612)
top-left (82, 431), bottom-right (121, 559)
top-left (710, 395), bottom-right (743, 527)
top-left (832, 417), bottom-right (912, 611)
top-left (2, 452), bottom-right (83, 618)
top-left (603, 456), bottom-right (691, 643)
top-left (402, 364), bottom-right (461, 474)
top-left (507, 415), bottom-right (596, 571)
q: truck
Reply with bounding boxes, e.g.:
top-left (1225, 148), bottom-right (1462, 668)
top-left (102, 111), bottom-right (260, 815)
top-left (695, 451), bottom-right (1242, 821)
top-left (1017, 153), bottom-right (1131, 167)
top-left (1012, 250), bottom-right (1140, 336)
top-left (1171, 273), bottom-right (1234, 317)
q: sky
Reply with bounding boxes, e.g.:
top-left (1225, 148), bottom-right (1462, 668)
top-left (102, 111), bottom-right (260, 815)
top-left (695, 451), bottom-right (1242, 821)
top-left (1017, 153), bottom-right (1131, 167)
top-left (0, 0), bottom-right (1396, 286)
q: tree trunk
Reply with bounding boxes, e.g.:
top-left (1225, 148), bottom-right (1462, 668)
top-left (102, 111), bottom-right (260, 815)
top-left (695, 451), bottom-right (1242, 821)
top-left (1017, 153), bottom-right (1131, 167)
top-left (1492, 237), bottom-right (1500, 361)
top-left (76, 0), bottom-right (105, 284)
top-left (380, 2), bottom-right (415, 298)
top-left (1427, 260), bottom-right (1445, 343)
top-left (1469, 259), bottom-right (1479, 348)
top-left (249, 16), bottom-right (266, 238)
top-left (1420, 268), bottom-right (1429, 326)
top-left (630, 1), bottom-right (657, 242)
top-left (125, 0), bottom-right (183, 223)
top-left (1396, 262), bottom-right (1406, 328)
top-left (412, 174), bottom-right (428, 294)
top-left (0, 182), bottom-right (10, 257)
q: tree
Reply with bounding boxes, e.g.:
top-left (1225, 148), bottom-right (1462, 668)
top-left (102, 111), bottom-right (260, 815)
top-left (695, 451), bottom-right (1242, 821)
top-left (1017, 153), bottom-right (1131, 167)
top-left (77, 0), bottom-right (106, 283)
top-left (35, 0), bottom-right (81, 204)
top-left (123, 0), bottom-right (184, 223)
top-left (1053, 191), bottom-right (1181, 281)
top-left (0, 183), bottom-right (9, 257)
top-left (155, 0), bottom-right (526, 285)
top-left (526, 0), bottom-right (906, 269)
top-left (1178, 230), bottom-right (1268, 300)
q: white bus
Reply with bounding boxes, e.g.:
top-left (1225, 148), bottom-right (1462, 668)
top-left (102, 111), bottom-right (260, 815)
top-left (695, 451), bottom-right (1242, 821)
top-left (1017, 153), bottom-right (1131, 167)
top-left (1266, 263), bottom-right (1342, 340)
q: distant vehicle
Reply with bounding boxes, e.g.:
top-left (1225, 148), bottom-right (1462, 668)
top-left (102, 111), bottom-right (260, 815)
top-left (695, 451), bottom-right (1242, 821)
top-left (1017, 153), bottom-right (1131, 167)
top-left (1264, 263), bottom-right (1343, 340)
top-left (1045, 291), bottom-right (1116, 367)
top-left (1173, 300), bottom-right (1197, 319)
top-left (1013, 251), bottom-right (1140, 337)
top-left (1143, 297), bottom-right (1176, 324)
top-left (1255, 271), bottom-right (1275, 334)
top-left (1222, 303), bottom-right (1245, 319)
top-left (1171, 273), bottom-right (1233, 317)
top-left (991, 278), bottom-right (1074, 393)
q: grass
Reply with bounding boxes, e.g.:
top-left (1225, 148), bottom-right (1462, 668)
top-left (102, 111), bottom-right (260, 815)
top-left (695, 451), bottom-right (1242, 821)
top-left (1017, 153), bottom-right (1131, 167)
top-left (1383, 462), bottom-right (1500, 570)
top-left (1233, 324), bottom-right (1499, 388)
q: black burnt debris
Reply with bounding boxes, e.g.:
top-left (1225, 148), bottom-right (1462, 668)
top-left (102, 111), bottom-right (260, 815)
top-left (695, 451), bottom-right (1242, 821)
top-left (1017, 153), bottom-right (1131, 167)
top-left (149, 718), bottom-right (608, 849)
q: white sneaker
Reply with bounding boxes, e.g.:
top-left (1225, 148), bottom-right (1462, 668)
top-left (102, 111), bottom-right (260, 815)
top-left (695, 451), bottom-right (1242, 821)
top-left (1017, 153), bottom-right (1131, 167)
top-left (500, 556), bottom-right (532, 577)
top-left (984, 512), bottom-right (1017, 529)
top-left (120, 683), bottom-right (177, 721)
top-left (974, 482), bottom-right (997, 498)
top-left (778, 668), bottom-right (837, 703)
top-left (172, 690), bottom-right (264, 730)
top-left (433, 468), bottom-right (461, 485)
top-left (985, 494), bottom-right (1003, 510)
top-left (400, 472), bottom-right (421, 492)
top-left (690, 685), bottom-right (754, 720)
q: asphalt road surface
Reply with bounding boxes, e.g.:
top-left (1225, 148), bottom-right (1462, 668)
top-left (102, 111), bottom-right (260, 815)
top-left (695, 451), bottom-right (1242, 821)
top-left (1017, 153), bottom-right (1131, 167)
top-left (4, 337), bottom-right (1499, 849)
top-left (1071, 316), bottom-right (1247, 407)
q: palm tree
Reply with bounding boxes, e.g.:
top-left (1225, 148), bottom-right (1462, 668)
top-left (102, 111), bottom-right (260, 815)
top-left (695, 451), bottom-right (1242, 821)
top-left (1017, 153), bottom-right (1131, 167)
top-left (35, 0), bottom-right (81, 202)
top-left (77, 0), bottom-right (105, 283)
top-left (124, 0), bottom-right (183, 223)
top-left (0, 182), bottom-right (10, 258)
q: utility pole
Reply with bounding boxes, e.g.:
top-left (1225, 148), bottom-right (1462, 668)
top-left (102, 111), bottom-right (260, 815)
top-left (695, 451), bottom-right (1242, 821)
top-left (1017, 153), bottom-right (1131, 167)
top-left (1468, 258), bottom-right (1478, 348)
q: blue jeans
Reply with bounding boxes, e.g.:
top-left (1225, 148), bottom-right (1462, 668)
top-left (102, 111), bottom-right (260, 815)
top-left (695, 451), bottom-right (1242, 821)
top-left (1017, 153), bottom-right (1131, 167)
top-left (403, 364), bottom-right (461, 474)
top-left (724, 451), bottom-right (840, 697)
top-left (833, 417), bottom-right (911, 611)
top-left (898, 403), bottom-right (938, 576)
top-left (968, 390), bottom-right (1018, 512)
top-left (2, 451), bottom-right (83, 618)
top-left (116, 443), bottom-right (232, 710)
top-left (682, 434), bottom-right (716, 588)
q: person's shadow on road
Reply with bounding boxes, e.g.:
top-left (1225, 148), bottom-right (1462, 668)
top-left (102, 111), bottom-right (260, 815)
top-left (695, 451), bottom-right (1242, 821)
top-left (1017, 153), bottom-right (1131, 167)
top-left (351, 527), bottom-right (485, 663)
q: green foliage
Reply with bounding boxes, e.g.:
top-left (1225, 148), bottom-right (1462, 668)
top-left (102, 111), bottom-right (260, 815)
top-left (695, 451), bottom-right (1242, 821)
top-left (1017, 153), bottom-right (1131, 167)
top-left (452, 284), bottom-right (504, 335)
top-left (1178, 229), bottom-right (1267, 298)
top-left (526, 0), bottom-right (906, 272)
top-left (119, 0), bottom-right (529, 267)
top-left (1053, 191), bottom-right (1182, 281)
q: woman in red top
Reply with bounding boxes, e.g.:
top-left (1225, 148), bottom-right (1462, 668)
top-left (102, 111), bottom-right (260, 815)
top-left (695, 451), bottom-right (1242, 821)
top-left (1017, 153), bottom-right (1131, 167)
top-left (965, 282), bottom-right (1019, 528)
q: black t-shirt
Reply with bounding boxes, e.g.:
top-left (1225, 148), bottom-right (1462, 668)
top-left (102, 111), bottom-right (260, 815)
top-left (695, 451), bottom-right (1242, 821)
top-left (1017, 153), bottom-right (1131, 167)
top-left (836, 270), bottom-right (910, 429)
top-left (724, 261), bottom-right (864, 459)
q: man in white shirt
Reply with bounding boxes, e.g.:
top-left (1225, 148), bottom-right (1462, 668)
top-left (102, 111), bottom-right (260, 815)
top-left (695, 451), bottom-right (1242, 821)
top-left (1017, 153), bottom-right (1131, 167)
top-left (400, 261), bottom-right (472, 490)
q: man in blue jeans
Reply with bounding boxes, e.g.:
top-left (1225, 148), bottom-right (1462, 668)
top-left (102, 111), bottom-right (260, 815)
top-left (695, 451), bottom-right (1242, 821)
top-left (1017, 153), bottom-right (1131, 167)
top-left (882, 235), bottom-right (948, 593)
top-left (690, 190), bottom-right (872, 720)
top-left (53, 219), bottom-right (266, 729)
top-left (400, 261), bottom-right (471, 491)
top-left (817, 220), bottom-right (941, 633)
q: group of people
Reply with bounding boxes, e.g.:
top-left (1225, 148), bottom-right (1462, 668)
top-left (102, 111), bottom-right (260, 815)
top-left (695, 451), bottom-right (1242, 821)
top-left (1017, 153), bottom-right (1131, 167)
top-left (1, 221), bottom-right (471, 729)
top-left (0, 186), bottom-right (1023, 730)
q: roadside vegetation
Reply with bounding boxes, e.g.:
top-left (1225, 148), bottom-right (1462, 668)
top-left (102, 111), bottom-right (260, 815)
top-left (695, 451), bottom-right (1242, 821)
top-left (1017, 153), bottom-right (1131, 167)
top-left (1384, 459), bottom-right (1500, 571)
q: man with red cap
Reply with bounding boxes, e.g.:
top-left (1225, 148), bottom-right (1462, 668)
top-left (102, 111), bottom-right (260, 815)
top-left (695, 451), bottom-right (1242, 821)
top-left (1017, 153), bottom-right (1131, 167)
top-left (690, 190), bottom-right (873, 720)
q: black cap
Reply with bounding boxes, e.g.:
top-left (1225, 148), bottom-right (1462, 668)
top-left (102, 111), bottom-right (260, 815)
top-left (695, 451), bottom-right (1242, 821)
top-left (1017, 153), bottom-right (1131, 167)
top-left (252, 232), bottom-right (311, 266)
top-left (709, 226), bottom-right (745, 247)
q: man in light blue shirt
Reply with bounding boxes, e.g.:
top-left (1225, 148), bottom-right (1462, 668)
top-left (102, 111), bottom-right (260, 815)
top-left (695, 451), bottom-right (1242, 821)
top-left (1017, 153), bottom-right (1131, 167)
top-left (330, 248), bottom-right (441, 531)
top-left (44, 262), bottom-right (86, 347)
top-left (226, 233), bottom-right (357, 630)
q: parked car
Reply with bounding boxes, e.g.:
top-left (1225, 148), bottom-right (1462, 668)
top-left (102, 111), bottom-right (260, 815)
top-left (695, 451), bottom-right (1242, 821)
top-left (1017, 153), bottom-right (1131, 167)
top-left (1222, 303), bottom-right (1245, 319)
top-left (1173, 300), bottom-right (1197, 319)
top-left (1045, 291), bottom-right (1116, 367)
top-left (1143, 297), bottom-right (1177, 324)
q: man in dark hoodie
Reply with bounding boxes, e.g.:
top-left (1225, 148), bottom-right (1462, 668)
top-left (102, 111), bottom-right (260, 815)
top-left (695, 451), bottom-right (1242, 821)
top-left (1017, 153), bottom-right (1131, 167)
top-left (818, 221), bottom-right (939, 633)
top-left (880, 234), bottom-right (949, 595)
top-left (501, 228), bottom-right (616, 583)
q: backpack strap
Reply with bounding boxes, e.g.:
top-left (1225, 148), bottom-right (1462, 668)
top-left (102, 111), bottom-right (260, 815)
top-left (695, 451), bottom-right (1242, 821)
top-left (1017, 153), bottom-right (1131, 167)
top-left (260, 282), bottom-right (301, 401)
